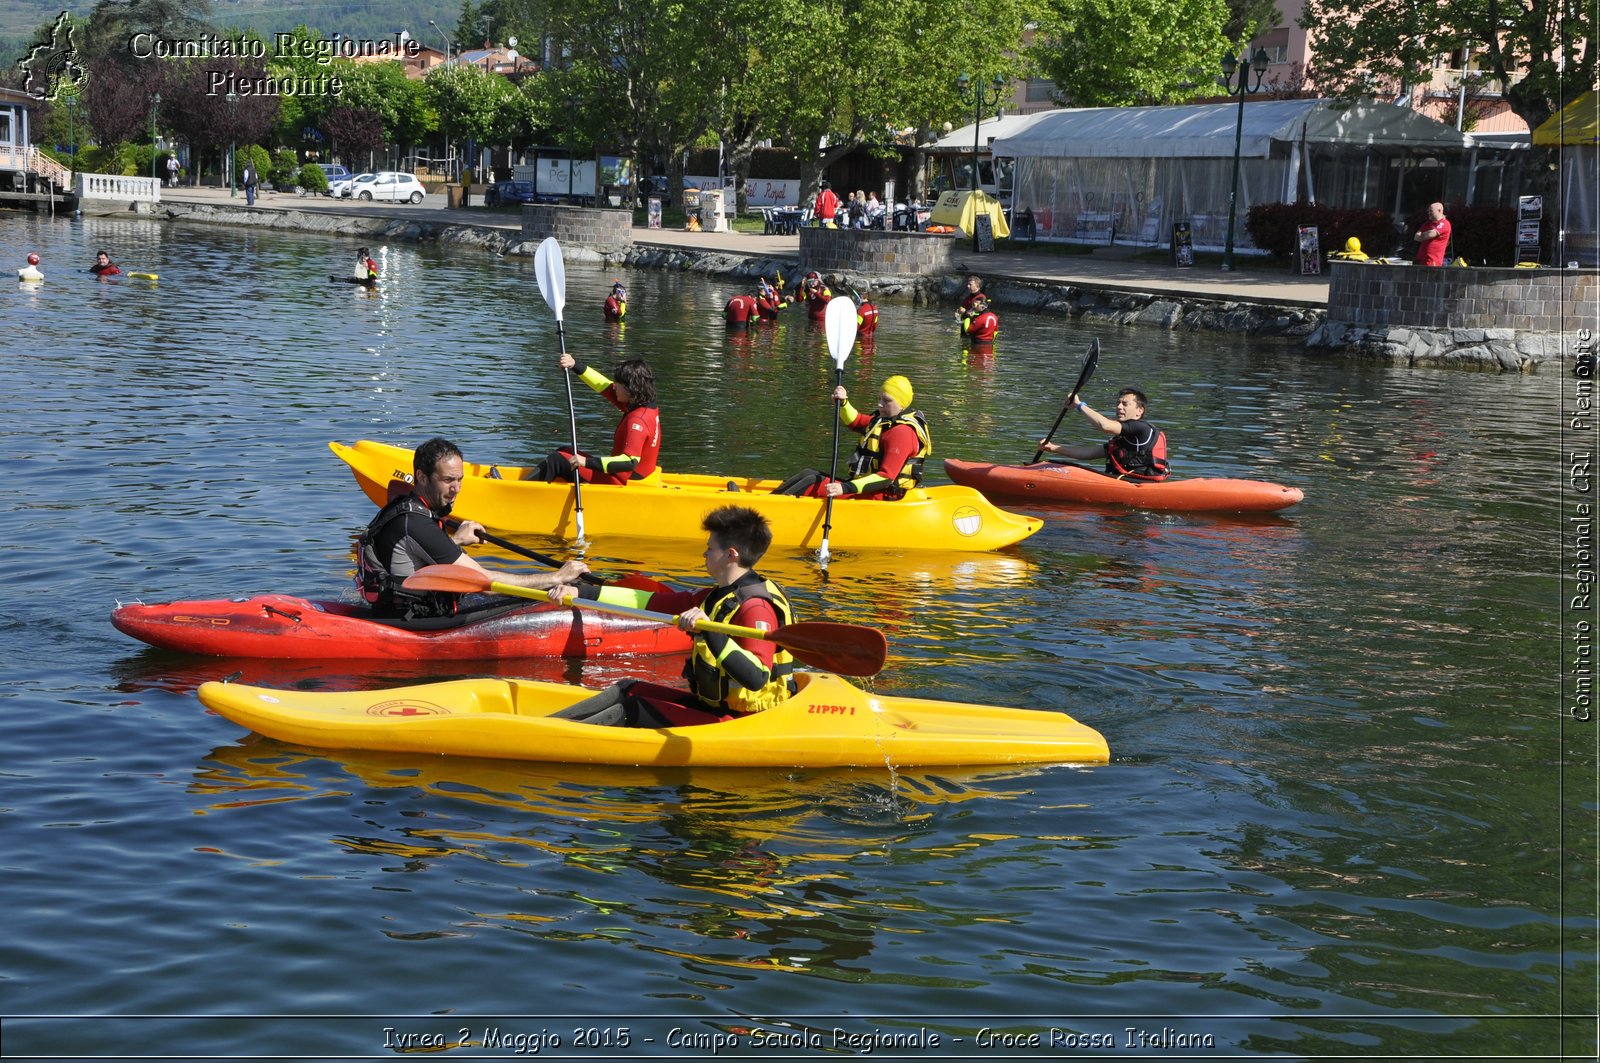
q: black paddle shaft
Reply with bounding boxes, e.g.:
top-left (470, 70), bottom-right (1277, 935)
top-left (447, 519), bottom-right (601, 585)
top-left (1032, 339), bottom-right (1101, 464)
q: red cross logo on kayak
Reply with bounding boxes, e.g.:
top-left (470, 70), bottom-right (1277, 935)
top-left (367, 700), bottom-right (446, 717)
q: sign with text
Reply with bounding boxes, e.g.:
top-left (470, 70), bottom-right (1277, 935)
top-left (1517, 195), bottom-right (1543, 263)
top-left (975, 213), bottom-right (994, 253)
top-left (1172, 222), bottom-right (1194, 267)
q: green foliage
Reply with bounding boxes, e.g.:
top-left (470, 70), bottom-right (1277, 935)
top-left (297, 163), bottom-right (329, 193)
top-left (1298, 0), bottom-right (1592, 131)
top-left (1032, 0), bottom-right (1231, 105)
top-left (238, 143), bottom-right (272, 184)
top-left (425, 62), bottom-right (517, 144)
top-left (268, 148), bottom-right (299, 188)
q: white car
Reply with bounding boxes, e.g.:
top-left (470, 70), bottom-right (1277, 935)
top-left (341, 171), bottom-right (426, 204)
top-left (329, 173), bottom-right (371, 199)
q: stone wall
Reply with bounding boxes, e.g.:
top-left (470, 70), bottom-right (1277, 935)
top-left (1306, 261), bottom-right (1595, 371)
top-left (1327, 260), bottom-right (1595, 331)
top-left (799, 227), bottom-right (957, 277)
top-left (519, 205), bottom-right (633, 252)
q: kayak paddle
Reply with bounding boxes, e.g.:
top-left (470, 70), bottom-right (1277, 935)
top-left (444, 518), bottom-right (668, 593)
top-left (403, 565), bottom-right (887, 677)
top-left (1032, 338), bottom-right (1100, 464)
top-left (820, 294), bottom-right (858, 564)
top-left (534, 237), bottom-right (585, 543)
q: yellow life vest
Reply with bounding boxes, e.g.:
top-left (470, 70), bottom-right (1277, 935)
top-left (846, 409), bottom-right (933, 496)
top-left (684, 573), bottom-right (796, 715)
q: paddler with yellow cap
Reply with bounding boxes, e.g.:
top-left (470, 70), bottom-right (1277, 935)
top-left (773, 374), bottom-right (932, 500)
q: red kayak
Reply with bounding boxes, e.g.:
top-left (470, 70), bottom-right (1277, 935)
top-left (944, 458), bottom-right (1304, 513)
top-left (111, 594), bottom-right (691, 660)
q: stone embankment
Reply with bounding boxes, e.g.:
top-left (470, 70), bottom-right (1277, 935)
top-left (158, 198), bottom-right (1588, 370)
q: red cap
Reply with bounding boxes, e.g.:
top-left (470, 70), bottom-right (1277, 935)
top-left (26, 253), bottom-right (39, 265)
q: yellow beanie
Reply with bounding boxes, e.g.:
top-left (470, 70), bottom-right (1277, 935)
top-left (1345, 236), bottom-right (1362, 252)
top-left (882, 375), bottom-right (914, 408)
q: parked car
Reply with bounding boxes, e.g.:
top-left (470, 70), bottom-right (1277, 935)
top-left (337, 172), bottom-right (427, 204)
top-left (639, 174), bottom-right (697, 206)
top-left (329, 172), bottom-right (371, 199)
top-left (311, 163), bottom-right (352, 195)
top-left (484, 180), bottom-right (535, 207)
top-left (356, 172), bottom-right (426, 204)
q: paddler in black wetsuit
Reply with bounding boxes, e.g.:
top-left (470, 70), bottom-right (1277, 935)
top-left (358, 436), bottom-right (589, 619)
top-left (1038, 388), bottom-right (1169, 481)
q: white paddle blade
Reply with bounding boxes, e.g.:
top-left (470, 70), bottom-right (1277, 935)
top-left (824, 294), bottom-right (857, 369)
top-left (534, 237), bottom-right (567, 319)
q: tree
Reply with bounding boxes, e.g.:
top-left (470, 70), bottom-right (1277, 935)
top-left (1030, 0), bottom-right (1232, 106)
top-left (324, 105), bottom-right (385, 168)
top-left (1299, 0), bottom-right (1593, 133)
top-left (80, 0), bottom-right (214, 63)
top-left (84, 55), bottom-right (162, 145)
top-left (158, 58), bottom-right (280, 182)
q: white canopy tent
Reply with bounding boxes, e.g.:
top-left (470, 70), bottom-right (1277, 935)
top-left (927, 113), bottom-right (1047, 200)
top-left (992, 100), bottom-right (1477, 251)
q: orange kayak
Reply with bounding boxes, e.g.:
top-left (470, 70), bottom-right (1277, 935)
top-left (944, 458), bottom-right (1304, 513)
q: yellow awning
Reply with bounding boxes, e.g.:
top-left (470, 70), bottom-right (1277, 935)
top-left (928, 190), bottom-right (1010, 240)
top-left (1532, 90), bottom-right (1599, 146)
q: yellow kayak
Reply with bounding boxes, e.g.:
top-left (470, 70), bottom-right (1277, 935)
top-left (331, 439), bottom-right (1042, 553)
top-left (198, 671), bottom-right (1109, 768)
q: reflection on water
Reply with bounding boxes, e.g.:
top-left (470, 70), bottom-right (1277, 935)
top-left (2, 215), bottom-right (1583, 1054)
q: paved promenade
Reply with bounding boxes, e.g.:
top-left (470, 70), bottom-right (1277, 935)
top-left (156, 184), bottom-right (1330, 308)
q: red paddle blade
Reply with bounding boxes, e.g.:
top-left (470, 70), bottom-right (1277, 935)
top-left (774, 622), bottom-right (888, 677)
top-left (402, 564), bottom-right (495, 594)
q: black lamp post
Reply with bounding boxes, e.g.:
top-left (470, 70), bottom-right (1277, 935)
top-left (148, 92), bottom-right (161, 181)
top-left (1220, 47), bottom-right (1269, 272)
top-left (955, 72), bottom-right (1007, 252)
top-left (226, 90), bottom-right (238, 197)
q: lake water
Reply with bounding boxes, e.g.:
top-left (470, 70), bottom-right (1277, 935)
top-left (1, 212), bottom-right (1592, 1059)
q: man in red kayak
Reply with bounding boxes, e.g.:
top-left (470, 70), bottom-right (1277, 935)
top-left (359, 437), bottom-right (588, 619)
top-left (528, 354), bottom-right (661, 486)
top-left (1038, 388), bottom-right (1169, 481)
top-left (549, 505), bottom-right (797, 726)
top-left (772, 374), bottom-right (932, 500)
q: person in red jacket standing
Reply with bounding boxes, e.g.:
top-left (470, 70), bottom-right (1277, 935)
top-left (755, 277), bottom-right (789, 321)
top-left (961, 294), bottom-right (999, 343)
top-left (812, 181), bottom-right (840, 227)
top-left (603, 280), bottom-right (628, 320)
top-left (725, 291), bottom-right (759, 327)
top-left (1412, 202), bottom-right (1451, 266)
top-left (855, 294), bottom-right (880, 338)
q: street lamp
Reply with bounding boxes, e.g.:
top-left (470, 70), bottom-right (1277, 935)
top-left (149, 92), bottom-right (161, 181)
top-left (955, 72), bottom-right (1006, 252)
top-left (427, 19), bottom-right (451, 63)
top-left (1220, 47), bottom-right (1270, 272)
top-left (65, 92), bottom-right (78, 180)
top-left (226, 90), bottom-right (238, 197)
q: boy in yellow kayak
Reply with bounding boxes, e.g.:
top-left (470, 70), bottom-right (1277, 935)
top-left (550, 506), bottom-right (797, 726)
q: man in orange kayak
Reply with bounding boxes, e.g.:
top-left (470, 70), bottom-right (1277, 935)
top-left (359, 437), bottom-right (588, 619)
top-left (1038, 388), bottom-right (1169, 481)
top-left (528, 354), bottom-right (661, 485)
top-left (772, 374), bottom-right (932, 500)
top-left (549, 505), bottom-right (797, 726)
